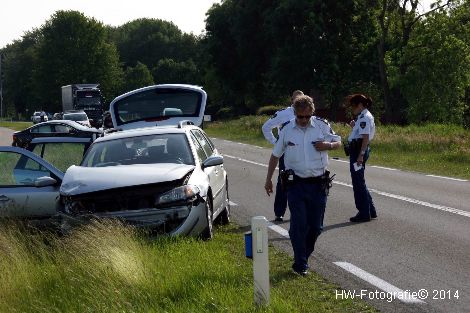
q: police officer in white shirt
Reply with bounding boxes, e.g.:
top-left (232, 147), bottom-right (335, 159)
top-left (265, 95), bottom-right (341, 275)
top-left (347, 94), bottom-right (377, 222)
top-left (262, 90), bottom-right (304, 222)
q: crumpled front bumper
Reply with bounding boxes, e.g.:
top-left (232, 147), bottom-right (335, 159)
top-left (59, 201), bottom-right (208, 237)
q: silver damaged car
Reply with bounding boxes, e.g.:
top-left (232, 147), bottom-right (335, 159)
top-left (60, 124), bottom-right (230, 239)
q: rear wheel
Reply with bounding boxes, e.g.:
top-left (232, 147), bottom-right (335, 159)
top-left (201, 197), bottom-right (214, 240)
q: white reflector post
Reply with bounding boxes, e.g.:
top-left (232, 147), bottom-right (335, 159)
top-left (251, 216), bottom-right (270, 306)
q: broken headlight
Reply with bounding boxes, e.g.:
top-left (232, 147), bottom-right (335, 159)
top-left (156, 185), bottom-right (200, 206)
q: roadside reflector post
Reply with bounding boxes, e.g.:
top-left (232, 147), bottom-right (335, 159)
top-left (251, 216), bottom-right (270, 306)
top-left (244, 231), bottom-right (253, 258)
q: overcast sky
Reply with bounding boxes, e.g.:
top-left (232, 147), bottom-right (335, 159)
top-left (0, 0), bottom-right (435, 49)
top-left (0, 0), bottom-right (221, 48)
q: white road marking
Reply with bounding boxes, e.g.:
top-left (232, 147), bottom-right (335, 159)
top-left (224, 155), bottom-right (470, 218)
top-left (333, 262), bottom-right (425, 304)
top-left (224, 154), bottom-right (268, 168)
top-left (267, 222), bottom-right (290, 238)
top-left (368, 188), bottom-right (470, 218)
top-left (229, 201), bottom-right (238, 206)
top-left (426, 175), bottom-right (468, 182)
top-left (371, 165), bottom-right (398, 171)
top-left (330, 158), bottom-right (350, 164)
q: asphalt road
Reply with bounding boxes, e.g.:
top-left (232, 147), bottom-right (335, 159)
top-left (0, 127), bottom-right (14, 145)
top-left (214, 138), bottom-right (470, 313)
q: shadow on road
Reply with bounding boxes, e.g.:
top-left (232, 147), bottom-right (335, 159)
top-left (323, 221), bottom-right (357, 232)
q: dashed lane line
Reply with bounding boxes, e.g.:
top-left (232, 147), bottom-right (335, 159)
top-left (426, 174), bottom-right (468, 182)
top-left (333, 262), bottom-right (425, 304)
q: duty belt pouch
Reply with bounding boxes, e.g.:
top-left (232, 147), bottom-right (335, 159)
top-left (350, 138), bottom-right (363, 155)
top-left (321, 170), bottom-right (336, 196)
top-left (280, 169), bottom-right (295, 190)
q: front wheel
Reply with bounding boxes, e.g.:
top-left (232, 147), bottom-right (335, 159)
top-left (201, 198), bottom-right (214, 240)
top-left (219, 182), bottom-right (230, 225)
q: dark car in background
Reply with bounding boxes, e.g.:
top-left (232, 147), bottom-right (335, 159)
top-left (12, 120), bottom-right (101, 149)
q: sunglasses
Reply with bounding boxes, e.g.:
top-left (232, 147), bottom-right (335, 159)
top-left (296, 115), bottom-right (312, 120)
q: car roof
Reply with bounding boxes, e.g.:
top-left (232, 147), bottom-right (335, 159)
top-left (31, 137), bottom-right (92, 144)
top-left (26, 120), bottom-right (99, 132)
top-left (95, 125), bottom-right (200, 143)
top-left (114, 84), bottom-right (203, 101)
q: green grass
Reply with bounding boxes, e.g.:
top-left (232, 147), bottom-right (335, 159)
top-left (205, 116), bottom-right (470, 179)
top-left (0, 220), bottom-right (376, 313)
top-left (0, 121), bottom-right (32, 131)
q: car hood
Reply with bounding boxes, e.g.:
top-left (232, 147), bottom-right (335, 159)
top-left (61, 163), bottom-right (195, 196)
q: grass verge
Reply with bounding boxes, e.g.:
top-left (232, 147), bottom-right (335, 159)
top-left (0, 220), bottom-right (376, 313)
top-left (205, 116), bottom-right (470, 179)
top-left (0, 121), bottom-right (33, 131)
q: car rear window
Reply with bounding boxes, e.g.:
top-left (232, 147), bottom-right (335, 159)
top-left (113, 89), bottom-right (202, 126)
top-left (63, 113), bottom-right (88, 121)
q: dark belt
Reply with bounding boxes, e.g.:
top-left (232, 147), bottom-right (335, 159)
top-left (293, 174), bottom-right (323, 184)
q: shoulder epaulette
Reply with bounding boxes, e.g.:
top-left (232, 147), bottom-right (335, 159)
top-left (315, 116), bottom-right (329, 125)
top-left (280, 120), bottom-right (291, 130)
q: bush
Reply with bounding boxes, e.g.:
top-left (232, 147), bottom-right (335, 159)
top-left (215, 107), bottom-right (236, 120)
top-left (256, 105), bottom-right (285, 116)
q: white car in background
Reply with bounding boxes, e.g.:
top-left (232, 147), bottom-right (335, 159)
top-left (31, 111), bottom-right (48, 124)
top-left (62, 111), bottom-right (91, 127)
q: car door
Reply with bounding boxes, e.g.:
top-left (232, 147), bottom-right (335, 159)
top-left (30, 139), bottom-right (91, 172)
top-left (190, 130), bottom-right (225, 214)
top-left (0, 147), bottom-right (64, 218)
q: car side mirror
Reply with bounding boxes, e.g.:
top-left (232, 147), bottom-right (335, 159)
top-left (34, 176), bottom-right (57, 187)
top-left (202, 155), bottom-right (223, 169)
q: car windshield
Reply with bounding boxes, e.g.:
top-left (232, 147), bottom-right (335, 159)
top-left (113, 88), bottom-right (201, 126)
top-left (82, 133), bottom-right (194, 167)
top-left (63, 113), bottom-right (88, 121)
top-left (34, 112), bottom-right (41, 116)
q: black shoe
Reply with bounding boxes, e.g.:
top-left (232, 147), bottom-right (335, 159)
top-left (292, 264), bottom-right (309, 276)
top-left (274, 216), bottom-right (284, 222)
top-left (350, 214), bottom-right (371, 223)
top-left (371, 212), bottom-right (377, 219)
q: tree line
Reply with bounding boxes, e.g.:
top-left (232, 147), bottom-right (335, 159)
top-left (1, 0), bottom-right (469, 127)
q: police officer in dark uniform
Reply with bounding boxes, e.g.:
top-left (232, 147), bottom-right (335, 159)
top-left (262, 90), bottom-right (304, 222)
top-left (346, 94), bottom-right (377, 222)
top-left (265, 95), bottom-right (341, 275)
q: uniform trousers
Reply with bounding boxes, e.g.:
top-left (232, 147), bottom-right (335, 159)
top-left (274, 155), bottom-right (288, 217)
top-left (349, 147), bottom-right (376, 218)
top-left (287, 180), bottom-right (326, 272)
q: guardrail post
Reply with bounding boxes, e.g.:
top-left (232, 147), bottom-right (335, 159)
top-left (251, 216), bottom-right (270, 306)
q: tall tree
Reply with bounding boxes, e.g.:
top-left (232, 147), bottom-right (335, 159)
top-left (34, 10), bottom-right (123, 112)
top-left (376, 0), bottom-right (456, 123)
top-left (110, 18), bottom-right (198, 70)
top-left (2, 30), bottom-right (41, 118)
top-left (204, 0), bottom-right (379, 117)
top-left (121, 62), bottom-right (154, 93)
top-left (401, 0), bottom-right (470, 124)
